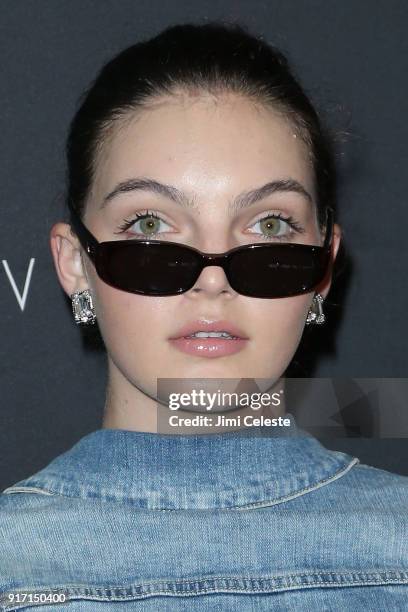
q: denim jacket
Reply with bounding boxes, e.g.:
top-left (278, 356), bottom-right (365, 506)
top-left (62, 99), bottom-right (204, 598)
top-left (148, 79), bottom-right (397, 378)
top-left (1, 415), bottom-right (408, 611)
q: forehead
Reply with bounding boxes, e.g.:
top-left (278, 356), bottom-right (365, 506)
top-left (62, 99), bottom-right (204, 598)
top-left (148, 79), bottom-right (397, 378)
top-left (90, 92), bottom-right (315, 206)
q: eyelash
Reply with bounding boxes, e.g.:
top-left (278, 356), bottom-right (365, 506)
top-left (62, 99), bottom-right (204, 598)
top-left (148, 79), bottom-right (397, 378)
top-left (115, 209), bottom-right (305, 241)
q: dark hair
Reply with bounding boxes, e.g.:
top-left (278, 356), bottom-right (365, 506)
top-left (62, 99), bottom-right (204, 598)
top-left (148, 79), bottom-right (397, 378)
top-left (65, 21), bottom-right (337, 231)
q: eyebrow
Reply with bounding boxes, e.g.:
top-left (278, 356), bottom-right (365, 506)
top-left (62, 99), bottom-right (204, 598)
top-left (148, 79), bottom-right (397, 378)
top-left (100, 176), bottom-right (313, 212)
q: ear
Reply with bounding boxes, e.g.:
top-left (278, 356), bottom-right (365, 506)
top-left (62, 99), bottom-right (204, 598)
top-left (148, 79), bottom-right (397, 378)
top-left (315, 222), bottom-right (342, 300)
top-left (49, 222), bottom-right (90, 298)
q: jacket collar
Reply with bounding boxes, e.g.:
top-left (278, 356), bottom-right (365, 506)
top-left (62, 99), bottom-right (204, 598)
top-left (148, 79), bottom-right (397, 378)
top-left (7, 415), bottom-right (359, 509)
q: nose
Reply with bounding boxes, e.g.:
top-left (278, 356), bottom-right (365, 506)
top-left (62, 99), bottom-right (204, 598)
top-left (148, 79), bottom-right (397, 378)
top-left (187, 263), bottom-right (236, 298)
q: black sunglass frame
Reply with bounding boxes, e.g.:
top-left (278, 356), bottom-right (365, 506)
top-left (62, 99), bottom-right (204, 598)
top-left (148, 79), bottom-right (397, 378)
top-left (68, 202), bottom-right (334, 298)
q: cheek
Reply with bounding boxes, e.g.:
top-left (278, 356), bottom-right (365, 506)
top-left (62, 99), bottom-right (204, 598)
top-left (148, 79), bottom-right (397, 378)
top-left (251, 295), bottom-right (310, 347)
top-left (91, 282), bottom-right (178, 394)
top-left (242, 295), bottom-right (309, 380)
top-left (93, 281), bottom-right (170, 351)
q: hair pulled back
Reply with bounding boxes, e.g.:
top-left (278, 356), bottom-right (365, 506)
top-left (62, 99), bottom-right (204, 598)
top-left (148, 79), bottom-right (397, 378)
top-left (65, 21), bottom-right (337, 231)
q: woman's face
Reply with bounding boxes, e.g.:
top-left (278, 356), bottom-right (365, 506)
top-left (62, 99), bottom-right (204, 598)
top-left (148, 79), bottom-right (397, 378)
top-left (55, 92), bottom-right (340, 400)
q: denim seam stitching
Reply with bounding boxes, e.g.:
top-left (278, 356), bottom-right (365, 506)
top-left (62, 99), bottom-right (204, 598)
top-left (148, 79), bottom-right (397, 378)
top-left (2, 572), bottom-right (408, 609)
top-left (1, 458), bottom-right (360, 510)
top-left (224, 456), bottom-right (360, 510)
top-left (3, 569), bottom-right (408, 595)
top-left (2, 487), bottom-right (55, 496)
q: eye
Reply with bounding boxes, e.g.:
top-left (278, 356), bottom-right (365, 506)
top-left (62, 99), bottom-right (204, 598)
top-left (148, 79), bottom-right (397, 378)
top-left (115, 210), bottom-right (173, 238)
top-left (246, 212), bottom-right (304, 241)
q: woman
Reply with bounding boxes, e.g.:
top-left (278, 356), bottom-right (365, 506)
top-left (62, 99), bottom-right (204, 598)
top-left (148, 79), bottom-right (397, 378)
top-left (1, 21), bottom-right (407, 610)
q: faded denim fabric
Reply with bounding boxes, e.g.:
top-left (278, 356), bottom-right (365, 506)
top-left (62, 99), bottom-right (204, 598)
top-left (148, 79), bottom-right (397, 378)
top-left (1, 415), bottom-right (408, 611)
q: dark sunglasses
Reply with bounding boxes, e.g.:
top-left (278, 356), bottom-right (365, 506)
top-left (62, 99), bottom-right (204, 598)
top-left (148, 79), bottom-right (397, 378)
top-left (68, 204), bottom-right (334, 298)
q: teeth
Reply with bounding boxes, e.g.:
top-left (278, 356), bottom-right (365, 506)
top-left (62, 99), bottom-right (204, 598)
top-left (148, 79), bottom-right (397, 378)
top-left (186, 331), bottom-right (238, 339)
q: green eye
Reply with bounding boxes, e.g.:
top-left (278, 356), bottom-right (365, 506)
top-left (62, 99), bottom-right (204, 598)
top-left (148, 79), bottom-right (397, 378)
top-left (249, 213), bottom-right (293, 241)
top-left (117, 210), bottom-right (172, 237)
top-left (259, 216), bottom-right (283, 237)
top-left (139, 215), bottom-right (161, 236)
top-left (247, 212), bottom-right (305, 242)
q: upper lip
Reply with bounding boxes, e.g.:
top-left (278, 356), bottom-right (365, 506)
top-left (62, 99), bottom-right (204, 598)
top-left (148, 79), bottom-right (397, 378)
top-left (169, 319), bottom-right (249, 340)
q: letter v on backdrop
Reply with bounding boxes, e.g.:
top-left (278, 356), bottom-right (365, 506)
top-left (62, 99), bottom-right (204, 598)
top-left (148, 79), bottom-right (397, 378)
top-left (1, 258), bottom-right (35, 311)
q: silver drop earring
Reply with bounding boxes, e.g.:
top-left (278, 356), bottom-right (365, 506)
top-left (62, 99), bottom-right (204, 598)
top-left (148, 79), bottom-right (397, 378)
top-left (71, 289), bottom-right (96, 325)
top-left (305, 293), bottom-right (325, 325)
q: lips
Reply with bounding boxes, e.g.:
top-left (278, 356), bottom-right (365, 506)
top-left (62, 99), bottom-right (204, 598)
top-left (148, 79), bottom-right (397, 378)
top-left (168, 319), bottom-right (249, 359)
top-left (169, 319), bottom-right (249, 340)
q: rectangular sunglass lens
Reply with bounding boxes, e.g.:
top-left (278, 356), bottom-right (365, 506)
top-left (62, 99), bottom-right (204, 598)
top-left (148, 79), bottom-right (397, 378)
top-left (228, 245), bottom-right (329, 298)
top-left (96, 242), bottom-right (200, 295)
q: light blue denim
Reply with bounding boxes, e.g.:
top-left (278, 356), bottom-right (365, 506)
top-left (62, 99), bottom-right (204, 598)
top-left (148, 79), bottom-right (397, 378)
top-left (1, 414), bottom-right (408, 611)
